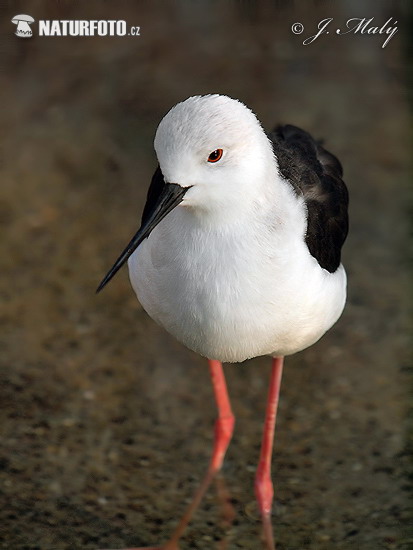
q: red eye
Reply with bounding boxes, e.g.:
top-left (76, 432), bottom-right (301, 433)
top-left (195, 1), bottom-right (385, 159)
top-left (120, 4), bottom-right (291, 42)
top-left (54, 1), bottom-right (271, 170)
top-left (208, 149), bottom-right (223, 163)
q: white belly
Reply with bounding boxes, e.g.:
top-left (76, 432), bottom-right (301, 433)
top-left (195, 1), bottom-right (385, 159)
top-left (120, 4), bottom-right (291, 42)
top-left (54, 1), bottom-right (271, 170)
top-left (128, 209), bottom-right (346, 363)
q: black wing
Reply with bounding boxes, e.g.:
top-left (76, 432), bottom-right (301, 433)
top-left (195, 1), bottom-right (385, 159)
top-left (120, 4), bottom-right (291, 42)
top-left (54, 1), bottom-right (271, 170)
top-left (269, 125), bottom-right (349, 273)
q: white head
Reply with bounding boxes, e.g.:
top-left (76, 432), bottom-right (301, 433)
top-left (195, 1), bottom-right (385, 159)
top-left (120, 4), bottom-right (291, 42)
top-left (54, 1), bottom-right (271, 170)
top-left (154, 95), bottom-right (278, 217)
top-left (97, 95), bottom-right (282, 292)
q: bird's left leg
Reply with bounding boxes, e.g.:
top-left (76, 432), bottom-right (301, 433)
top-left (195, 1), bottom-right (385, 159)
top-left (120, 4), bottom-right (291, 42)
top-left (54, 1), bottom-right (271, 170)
top-left (255, 356), bottom-right (284, 550)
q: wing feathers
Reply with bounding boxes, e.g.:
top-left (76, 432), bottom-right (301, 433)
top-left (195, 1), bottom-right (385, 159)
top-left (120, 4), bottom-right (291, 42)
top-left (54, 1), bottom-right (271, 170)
top-left (270, 124), bottom-right (349, 273)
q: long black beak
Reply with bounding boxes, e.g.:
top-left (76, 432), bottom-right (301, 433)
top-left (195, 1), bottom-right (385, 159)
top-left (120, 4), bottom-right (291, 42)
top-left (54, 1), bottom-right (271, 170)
top-left (96, 182), bottom-right (189, 293)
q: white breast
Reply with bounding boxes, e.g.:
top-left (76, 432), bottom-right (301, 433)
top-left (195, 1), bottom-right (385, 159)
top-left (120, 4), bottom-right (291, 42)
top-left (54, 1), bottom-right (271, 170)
top-left (128, 200), bottom-right (346, 363)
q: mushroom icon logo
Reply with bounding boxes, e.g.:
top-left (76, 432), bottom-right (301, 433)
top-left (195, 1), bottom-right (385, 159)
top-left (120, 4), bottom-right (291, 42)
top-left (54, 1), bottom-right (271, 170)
top-left (12, 14), bottom-right (35, 38)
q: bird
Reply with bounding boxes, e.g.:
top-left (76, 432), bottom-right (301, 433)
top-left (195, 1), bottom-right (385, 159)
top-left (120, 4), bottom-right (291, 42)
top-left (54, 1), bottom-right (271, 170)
top-left (97, 94), bottom-right (349, 550)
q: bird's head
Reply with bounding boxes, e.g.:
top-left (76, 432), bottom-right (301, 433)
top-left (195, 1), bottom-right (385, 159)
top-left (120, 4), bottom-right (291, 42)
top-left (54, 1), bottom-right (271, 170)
top-left (97, 95), bottom-right (276, 292)
top-left (154, 94), bottom-right (275, 215)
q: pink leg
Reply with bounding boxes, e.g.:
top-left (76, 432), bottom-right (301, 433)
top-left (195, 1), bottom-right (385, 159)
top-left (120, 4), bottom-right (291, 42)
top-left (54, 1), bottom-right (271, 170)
top-left (162, 359), bottom-right (235, 548)
top-left (116, 359), bottom-right (235, 550)
top-left (255, 356), bottom-right (284, 550)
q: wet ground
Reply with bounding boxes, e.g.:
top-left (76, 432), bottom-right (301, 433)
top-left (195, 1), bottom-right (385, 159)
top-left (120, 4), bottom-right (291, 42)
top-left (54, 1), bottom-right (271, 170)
top-left (0, 1), bottom-right (411, 549)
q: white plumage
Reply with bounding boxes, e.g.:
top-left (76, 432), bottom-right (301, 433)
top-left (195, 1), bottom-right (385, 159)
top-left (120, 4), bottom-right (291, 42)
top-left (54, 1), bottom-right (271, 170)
top-left (128, 95), bottom-right (346, 362)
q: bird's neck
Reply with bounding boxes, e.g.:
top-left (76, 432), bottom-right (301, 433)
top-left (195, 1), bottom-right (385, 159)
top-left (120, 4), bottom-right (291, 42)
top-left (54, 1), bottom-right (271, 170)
top-left (178, 172), bottom-right (305, 246)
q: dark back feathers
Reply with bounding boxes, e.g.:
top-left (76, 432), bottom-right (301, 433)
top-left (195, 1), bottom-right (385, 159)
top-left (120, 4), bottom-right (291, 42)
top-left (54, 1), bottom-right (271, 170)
top-left (269, 124), bottom-right (349, 273)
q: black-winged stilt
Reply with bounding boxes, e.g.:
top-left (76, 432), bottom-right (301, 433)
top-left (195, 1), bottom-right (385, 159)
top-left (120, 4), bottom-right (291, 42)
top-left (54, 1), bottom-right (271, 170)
top-left (97, 94), bottom-right (349, 550)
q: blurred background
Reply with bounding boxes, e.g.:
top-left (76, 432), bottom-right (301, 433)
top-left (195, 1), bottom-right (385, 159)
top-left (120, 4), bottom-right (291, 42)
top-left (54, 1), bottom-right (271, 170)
top-left (0, 1), bottom-right (411, 549)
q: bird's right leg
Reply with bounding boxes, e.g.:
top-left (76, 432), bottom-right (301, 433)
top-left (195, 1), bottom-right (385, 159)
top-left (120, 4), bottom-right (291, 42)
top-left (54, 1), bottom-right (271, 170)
top-left (160, 359), bottom-right (235, 549)
top-left (123, 359), bottom-right (235, 550)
